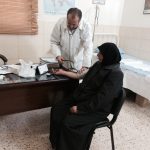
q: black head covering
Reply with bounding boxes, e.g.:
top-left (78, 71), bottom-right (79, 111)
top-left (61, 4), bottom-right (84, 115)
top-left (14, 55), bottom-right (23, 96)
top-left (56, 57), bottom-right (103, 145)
top-left (97, 42), bottom-right (121, 66)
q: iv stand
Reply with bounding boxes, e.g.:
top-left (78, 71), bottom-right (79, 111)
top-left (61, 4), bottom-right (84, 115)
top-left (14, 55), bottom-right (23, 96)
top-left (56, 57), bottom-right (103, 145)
top-left (92, 4), bottom-right (99, 42)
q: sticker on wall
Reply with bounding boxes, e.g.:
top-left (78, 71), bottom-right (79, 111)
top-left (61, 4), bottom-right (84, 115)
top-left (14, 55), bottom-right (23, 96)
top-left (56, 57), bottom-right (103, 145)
top-left (44, 0), bottom-right (75, 15)
top-left (143, 0), bottom-right (150, 14)
top-left (92, 0), bottom-right (106, 5)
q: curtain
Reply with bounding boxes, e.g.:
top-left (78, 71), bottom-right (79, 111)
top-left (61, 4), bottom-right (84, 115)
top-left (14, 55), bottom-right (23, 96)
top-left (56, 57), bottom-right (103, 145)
top-left (0, 0), bottom-right (38, 35)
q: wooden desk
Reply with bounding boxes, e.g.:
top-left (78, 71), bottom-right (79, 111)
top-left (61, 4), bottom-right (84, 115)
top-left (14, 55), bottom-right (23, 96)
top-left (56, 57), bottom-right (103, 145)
top-left (0, 74), bottom-right (78, 115)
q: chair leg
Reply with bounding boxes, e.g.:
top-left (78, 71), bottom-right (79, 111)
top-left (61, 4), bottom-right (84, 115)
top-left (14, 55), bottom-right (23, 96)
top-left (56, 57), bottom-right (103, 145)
top-left (109, 126), bottom-right (115, 150)
top-left (85, 131), bottom-right (95, 150)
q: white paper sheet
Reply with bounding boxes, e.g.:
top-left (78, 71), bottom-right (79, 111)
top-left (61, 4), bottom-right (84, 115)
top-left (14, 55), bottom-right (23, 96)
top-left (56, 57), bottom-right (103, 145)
top-left (40, 57), bottom-right (57, 63)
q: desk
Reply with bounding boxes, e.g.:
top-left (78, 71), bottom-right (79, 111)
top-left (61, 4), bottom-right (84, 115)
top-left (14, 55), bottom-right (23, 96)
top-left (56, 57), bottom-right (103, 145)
top-left (0, 74), bottom-right (78, 115)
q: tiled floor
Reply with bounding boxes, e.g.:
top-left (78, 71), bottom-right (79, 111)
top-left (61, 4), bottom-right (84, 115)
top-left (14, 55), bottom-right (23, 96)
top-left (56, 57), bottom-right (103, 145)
top-left (0, 99), bottom-right (150, 150)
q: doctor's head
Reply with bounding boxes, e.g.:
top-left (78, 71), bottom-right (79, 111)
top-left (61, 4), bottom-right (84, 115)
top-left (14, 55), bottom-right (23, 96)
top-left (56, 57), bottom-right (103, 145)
top-left (97, 42), bottom-right (121, 66)
top-left (67, 8), bottom-right (82, 31)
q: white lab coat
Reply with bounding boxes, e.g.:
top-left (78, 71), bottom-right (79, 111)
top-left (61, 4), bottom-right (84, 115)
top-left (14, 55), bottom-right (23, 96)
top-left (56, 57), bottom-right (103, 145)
top-left (50, 17), bottom-right (93, 70)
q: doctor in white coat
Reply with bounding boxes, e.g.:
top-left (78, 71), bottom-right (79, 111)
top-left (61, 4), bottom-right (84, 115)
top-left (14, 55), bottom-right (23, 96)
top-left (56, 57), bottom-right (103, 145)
top-left (50, 8), bottom-right (93, 71)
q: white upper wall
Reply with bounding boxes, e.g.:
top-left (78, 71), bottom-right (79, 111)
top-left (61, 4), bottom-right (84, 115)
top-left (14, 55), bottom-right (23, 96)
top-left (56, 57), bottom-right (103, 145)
top-left (39, 0), bottom-right (125, 26)
top-left (121, 0), bottom-right (150, 28)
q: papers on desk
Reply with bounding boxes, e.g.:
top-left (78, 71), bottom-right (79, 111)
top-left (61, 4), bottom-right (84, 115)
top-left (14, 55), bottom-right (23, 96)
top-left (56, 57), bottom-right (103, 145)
top-left (8, 64), bottom-right (20, 70)
top-left (0, 69), bottom-right (11, 74)
top-left (40, 57), bottom-right (57, 63)
top-left (0, 65), bottom-right (20, 75)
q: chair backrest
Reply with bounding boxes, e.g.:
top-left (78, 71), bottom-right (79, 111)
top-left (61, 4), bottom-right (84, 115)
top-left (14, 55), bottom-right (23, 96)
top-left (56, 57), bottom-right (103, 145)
top-left (110, 88), bottom-right (126, 125)
top-left (0, 54), bottom-right (8, 66)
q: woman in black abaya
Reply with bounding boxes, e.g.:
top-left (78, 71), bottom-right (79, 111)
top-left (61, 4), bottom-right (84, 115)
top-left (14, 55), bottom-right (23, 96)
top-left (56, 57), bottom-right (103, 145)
top-left (50, 42), bottom-right (123, 150)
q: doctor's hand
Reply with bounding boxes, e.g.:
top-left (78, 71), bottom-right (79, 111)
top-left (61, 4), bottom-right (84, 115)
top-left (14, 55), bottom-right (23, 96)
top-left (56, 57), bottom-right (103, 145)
top-left (56, 56), bottom-right (64, 64)
top-left (70, 106), bottom-right (78, 114)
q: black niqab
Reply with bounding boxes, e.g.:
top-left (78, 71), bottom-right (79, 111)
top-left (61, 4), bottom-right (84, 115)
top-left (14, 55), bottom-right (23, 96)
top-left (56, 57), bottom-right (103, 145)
top-left (98, 42), bottom-right (121, 66)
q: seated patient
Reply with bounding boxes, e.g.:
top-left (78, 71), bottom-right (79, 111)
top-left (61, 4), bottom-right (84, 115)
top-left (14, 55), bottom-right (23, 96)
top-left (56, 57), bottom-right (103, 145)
top-left (50, 42), bottom-right (123, 150)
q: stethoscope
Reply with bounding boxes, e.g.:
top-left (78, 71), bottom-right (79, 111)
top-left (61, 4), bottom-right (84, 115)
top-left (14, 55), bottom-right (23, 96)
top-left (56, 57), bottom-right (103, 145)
top-left (67, 29), bottom-right (77, 69)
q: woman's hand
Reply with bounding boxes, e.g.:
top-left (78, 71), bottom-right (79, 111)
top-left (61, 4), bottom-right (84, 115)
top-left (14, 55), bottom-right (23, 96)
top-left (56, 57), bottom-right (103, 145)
top-left (78, 67), bottom-right (88, 74)
top-left (70, 106), bottom-right (78, 113)
top-left (52, 69), bottom-right (79, 79)
top-left (53, 69), bottom-right (66, 75)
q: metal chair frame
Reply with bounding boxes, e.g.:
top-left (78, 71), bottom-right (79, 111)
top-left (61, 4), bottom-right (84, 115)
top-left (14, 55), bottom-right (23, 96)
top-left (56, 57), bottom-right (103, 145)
top-left (86, 88), bottom-right (126, 150)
